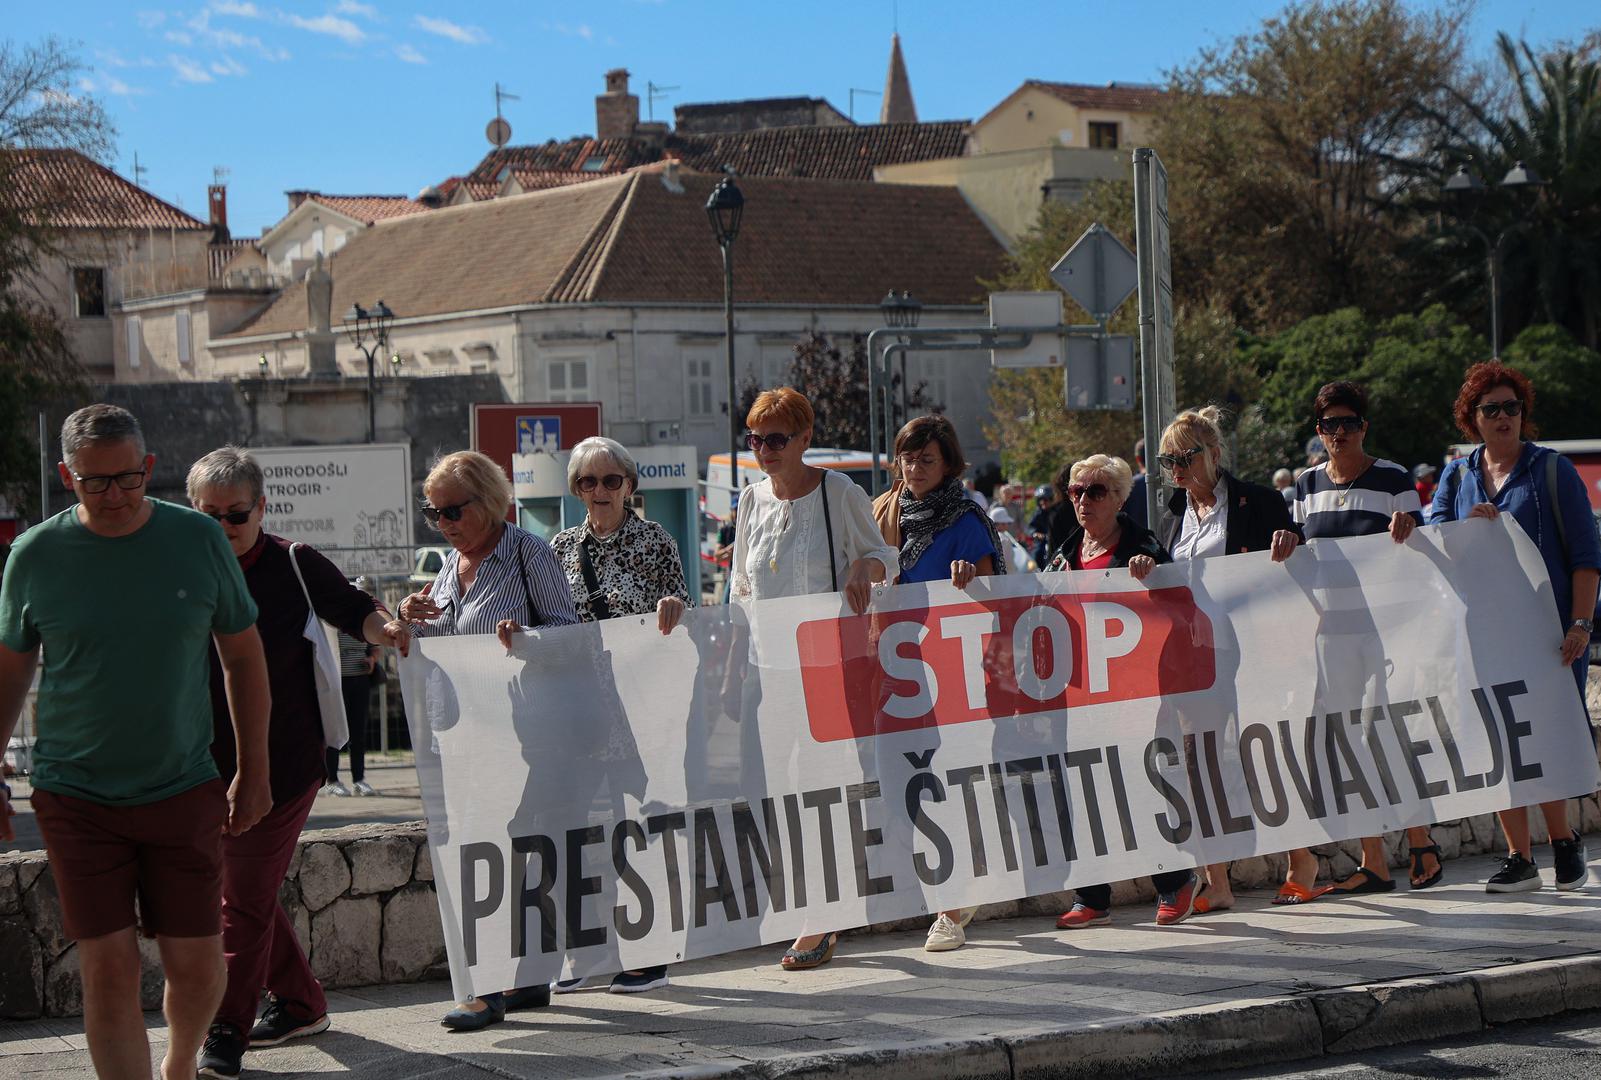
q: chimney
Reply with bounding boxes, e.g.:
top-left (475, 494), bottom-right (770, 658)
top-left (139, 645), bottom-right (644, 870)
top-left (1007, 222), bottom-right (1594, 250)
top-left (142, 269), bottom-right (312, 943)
top-left (286, 189), bottom-right (313, 212)
top-left (207, 183), bottom-right (230, 242)
top-left (596, 68), bottom-right (639, 139)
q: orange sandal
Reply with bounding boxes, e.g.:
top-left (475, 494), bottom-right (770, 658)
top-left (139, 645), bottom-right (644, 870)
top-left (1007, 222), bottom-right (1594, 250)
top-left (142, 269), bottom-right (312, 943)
top-left (1271, 881), bottom-right (1321, 906)
top-left (1192, 882), bottom-right (1233, 914)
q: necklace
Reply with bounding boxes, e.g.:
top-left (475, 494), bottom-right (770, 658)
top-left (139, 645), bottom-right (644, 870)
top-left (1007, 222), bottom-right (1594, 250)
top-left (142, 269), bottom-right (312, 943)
top-left (1330, 455), bottom-right (1372, 507)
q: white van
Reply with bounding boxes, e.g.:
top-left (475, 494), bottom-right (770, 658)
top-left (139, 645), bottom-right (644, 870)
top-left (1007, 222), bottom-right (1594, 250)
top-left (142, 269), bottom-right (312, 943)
top-left (703, 447), bottom-right (876, 518)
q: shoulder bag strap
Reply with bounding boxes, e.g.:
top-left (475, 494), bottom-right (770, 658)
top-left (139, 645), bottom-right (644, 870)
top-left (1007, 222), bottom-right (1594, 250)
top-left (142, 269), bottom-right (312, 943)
top-left (1545, 451), bottom-right (1569, 566)
top-left (288, 542), bottom-right (315, 613)
top-left (819, 469), bottom-right (837, 592)
top-left (576, 535), bottom-right (612, 621)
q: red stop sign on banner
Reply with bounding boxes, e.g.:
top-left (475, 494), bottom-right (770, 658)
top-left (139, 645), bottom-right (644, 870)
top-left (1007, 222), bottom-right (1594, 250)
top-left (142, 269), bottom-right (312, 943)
top-left (796, 587), bottom-right (1216, 743)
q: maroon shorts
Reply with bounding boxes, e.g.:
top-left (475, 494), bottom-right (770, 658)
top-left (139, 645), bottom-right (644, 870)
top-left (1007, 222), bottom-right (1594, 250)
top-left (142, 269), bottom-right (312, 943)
top-left (32, 779), bottom-right (229, 941)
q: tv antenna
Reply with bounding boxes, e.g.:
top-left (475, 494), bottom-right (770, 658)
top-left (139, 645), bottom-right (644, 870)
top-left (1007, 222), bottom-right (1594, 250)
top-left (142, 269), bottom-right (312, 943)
top-left (849, 88), bottom-right (880, 121)
top-left (212, 165), bottom-right (231, 185)
top-left (647, 81), bottom-right (679, 122)
top-left (487, 82), bottom-right (519, 147)
top-left (131, 152), bottom-right (148, 187)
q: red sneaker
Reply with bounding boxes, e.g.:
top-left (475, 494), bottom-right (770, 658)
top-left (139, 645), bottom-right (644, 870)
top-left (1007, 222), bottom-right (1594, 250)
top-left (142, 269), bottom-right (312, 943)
top-left (1155, 873), bottom-right (1199, 926)
top-left (1055, 903), bottom-right (1110, 929)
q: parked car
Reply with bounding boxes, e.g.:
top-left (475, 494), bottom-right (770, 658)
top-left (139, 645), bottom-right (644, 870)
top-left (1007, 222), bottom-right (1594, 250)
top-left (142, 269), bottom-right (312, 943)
top-left (408, 546), bottom-right (450, 590)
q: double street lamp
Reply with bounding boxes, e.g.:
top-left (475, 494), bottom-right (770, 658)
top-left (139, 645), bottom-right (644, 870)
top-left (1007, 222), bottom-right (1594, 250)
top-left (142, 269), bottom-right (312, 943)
top-left (879, 290), bottom-right (922, 427)
top-left (706, 174), bottom-right (745, 513)
top-left (343, 300), bottom-right (395, 442)
top-left (1442, 160), bottom-right (1545, 358)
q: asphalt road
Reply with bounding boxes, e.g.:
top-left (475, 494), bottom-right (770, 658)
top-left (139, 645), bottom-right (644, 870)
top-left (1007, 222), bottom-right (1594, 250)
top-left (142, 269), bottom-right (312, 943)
top-left (1194, 1009), bottom-right (1601, 1079)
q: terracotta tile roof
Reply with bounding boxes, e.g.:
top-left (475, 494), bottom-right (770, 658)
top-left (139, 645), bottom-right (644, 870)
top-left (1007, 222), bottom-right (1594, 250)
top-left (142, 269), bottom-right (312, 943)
top-left (221, 166), bottom-right (1003, 339)
top-left (0, 148), bottom-right (210, 230)
top-left (303, 194), bottom-right (431, 223)
top-left (506, 168), bottom-right (618, 192)
top-left (467, 120), bottom-right (971, 185)
top-left (1028, 81), bottom-right (1169, 112)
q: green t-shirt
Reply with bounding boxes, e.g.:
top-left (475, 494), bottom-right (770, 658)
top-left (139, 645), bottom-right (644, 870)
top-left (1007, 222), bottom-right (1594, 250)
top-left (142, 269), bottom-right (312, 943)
top-left (0, 499), bottom-right (258, 805)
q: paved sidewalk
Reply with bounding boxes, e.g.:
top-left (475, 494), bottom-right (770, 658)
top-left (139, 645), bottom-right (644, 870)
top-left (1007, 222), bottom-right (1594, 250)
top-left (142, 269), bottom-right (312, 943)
top-left (4, 851), bottom-right (1598, 1079)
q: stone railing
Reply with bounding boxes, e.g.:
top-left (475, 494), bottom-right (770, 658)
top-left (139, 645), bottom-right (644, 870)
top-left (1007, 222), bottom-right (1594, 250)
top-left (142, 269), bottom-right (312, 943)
top-left (1, 823), bottom-right (443, 1020)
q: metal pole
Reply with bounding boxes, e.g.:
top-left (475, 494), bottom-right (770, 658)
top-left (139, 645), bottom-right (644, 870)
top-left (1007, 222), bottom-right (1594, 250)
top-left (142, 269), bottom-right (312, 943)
top-left (38, 411), bottom-right (49, 524)
top-left (366, 346), bottom-right (377, 442)
top-left (866, 329), bottom-right (883, 495)
top-left (722, 243), bottom-right (738, 513)
top-left (1132, 149), bottom-right (1163, 529)
top-left (1488, 246), bottom-right (1501, 359)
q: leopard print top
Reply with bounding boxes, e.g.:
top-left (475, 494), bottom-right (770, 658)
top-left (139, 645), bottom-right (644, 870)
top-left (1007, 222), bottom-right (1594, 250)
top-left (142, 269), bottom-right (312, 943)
top-left (552, 512), bottom-right (692, 622)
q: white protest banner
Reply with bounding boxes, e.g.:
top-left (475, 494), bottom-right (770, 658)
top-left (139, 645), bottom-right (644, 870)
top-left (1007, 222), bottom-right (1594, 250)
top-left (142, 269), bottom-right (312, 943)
top-left (250, 443), bottom-right (412, 577)
top-left (398, 519), bottom-right (1599, 1002)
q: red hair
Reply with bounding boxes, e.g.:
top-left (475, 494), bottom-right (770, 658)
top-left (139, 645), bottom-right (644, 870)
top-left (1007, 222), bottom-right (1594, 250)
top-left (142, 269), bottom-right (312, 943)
top-left (1453, 362), bottom-right (1538, 442)
top-left (746, 386), bottom-right (814, 433)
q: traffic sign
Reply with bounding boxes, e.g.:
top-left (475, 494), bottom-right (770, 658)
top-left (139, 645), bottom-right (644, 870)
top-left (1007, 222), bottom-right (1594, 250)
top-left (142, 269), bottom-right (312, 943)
top-left (1065, 335), bottom-right (1135, 411)
top-left (1050, 223), bottom-right (1138, 322)
top-left (988, 292), bottom-right (1063, 368)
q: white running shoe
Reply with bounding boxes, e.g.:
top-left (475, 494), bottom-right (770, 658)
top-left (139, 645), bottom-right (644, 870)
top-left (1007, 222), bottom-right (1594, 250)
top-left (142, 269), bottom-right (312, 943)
top-left (352, 780), bottom-right (377, 797)
top-left (924, 913), bottom-right (966, 952)
top-left (322, 781), bottom-right (351, 797)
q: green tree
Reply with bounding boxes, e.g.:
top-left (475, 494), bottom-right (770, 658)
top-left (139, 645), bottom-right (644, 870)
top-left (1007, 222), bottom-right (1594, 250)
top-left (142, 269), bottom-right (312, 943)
top-left (1, 37), bottom-right (110, 516)
top-left (1155, 0), bottom-right (1469, 331)
top-left (1500, 323), bottom-right (1601, 440)
top-left (737, 332), bottom-right (936, 450)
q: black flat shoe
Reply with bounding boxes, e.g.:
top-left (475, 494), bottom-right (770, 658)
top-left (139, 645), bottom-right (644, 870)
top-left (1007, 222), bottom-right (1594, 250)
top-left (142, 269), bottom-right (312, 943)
top-left (441, 994), bottom-right (505, 1031)
top-left (1322, 867), bottom-right (1397, 896)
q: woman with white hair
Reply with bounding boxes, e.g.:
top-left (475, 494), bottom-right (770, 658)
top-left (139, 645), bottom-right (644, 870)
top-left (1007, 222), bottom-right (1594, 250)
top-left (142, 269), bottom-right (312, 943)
top-left (1042, 454), bottom-right (1165, 579)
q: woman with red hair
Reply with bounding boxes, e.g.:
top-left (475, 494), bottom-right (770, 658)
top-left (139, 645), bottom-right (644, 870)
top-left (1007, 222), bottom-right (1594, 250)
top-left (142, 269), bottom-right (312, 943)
top-left (1429, 362), bottom-right (1600, 894)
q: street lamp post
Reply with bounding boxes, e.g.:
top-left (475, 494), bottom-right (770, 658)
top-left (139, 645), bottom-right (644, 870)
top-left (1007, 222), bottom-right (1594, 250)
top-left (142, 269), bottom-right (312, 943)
top-left (878, 290), bottom-right (922, 428)
top-left (343, 300), bottom-right (395, 442)
top-left (706, 175), bottom-right (745, 515)
top-left (1443, 161), bottom-right (1545, 358)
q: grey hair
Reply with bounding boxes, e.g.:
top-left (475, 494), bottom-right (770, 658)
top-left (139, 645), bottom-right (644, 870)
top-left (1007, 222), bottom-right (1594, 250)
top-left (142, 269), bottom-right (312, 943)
top-left (566, 436), bottom-right (637, 496)
top-left (186, 446), bottom-right (265, 505)
top-left (61, 404), bottom-right (144, 464)
top-left (1065, 454), bottom-right (1135, 506)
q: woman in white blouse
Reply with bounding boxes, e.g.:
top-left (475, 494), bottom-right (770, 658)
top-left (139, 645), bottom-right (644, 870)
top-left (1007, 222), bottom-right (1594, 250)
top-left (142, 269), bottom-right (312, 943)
top-left (729, 387), bottom-right (898, 971)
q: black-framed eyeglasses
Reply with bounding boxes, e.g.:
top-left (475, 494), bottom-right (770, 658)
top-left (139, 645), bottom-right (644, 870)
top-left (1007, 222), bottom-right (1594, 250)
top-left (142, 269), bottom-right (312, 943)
top-left (1156, 447), bottom-right (1204, 472)
top-left (203, 509), bottom-right (254, 526)
top-left (71, 468), bottom-right (147, 494)
top-left (1068, 483), bottom-right (1111, 502)
top-left (576, 473), bottom-right (626, 493)
top-left (1476, 399), bottom-right (1523, 419)
top-left (1316, 415), bottom-right (1365, 435)
top-left (420, 498), bottom-right (474, 526)
top-left (745, 431), bottom-right (795, 452)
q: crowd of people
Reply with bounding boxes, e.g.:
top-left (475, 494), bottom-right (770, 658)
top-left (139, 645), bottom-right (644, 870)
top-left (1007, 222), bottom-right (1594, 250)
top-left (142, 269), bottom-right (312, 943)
top-left (0, 354), bottom-right (1595, 1076)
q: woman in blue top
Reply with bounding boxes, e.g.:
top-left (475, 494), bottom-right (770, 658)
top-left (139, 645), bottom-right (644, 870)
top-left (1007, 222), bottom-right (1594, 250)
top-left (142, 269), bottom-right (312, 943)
top-left (872, 414), bottom-right (1006, 951)
top-left (1429, 362), bottom-right (1600, 894)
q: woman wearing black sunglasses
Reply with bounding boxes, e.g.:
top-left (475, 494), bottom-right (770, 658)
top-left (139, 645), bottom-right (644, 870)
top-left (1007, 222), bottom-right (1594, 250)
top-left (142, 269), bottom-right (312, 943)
top-left (1429, 362), bottom-right (1599, 895)
top-left (1280, 382), bottom-right (1435, 905)
top-left (1156, 406), bottom-right (1301, 917)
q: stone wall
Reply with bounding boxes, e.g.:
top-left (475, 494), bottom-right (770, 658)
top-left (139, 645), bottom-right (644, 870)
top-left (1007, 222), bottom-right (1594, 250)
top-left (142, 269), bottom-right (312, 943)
top-left (0, 823), bottom-right (443, 1020)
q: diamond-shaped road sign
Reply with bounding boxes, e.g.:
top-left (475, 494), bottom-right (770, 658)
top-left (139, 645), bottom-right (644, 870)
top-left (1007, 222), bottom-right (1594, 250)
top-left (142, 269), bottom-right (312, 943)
top-left (1050, 223), bottom-right (1138, 322)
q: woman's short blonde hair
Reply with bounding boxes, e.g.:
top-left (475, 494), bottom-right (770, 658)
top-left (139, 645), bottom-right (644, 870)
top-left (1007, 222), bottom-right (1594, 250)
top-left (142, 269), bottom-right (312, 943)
top-left (566, 436), bottom-right (638, 496)
top-left (1057, 454), bottom-right (1134, 506)
top-left (746, 387), bottom-right (814, 433)
top-left (424, 450), bottom-right (513, 517)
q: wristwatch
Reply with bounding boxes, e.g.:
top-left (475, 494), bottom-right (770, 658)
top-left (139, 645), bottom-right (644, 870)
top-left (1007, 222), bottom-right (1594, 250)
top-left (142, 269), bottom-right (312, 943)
top-left (1571, 618), bottom-right (1595, 635)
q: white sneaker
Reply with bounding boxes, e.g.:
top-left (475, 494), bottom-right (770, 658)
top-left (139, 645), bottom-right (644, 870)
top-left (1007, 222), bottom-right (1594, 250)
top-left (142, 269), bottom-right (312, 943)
top-left (322, 781), bottom-right (351, 797)
top-left (352, 780), bottom-right (377, 797)
top-left (924, 913), bottom-right (966, 952)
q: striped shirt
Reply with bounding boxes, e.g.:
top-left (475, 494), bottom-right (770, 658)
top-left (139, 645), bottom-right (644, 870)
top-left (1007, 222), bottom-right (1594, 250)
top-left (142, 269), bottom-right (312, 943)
top-left (416, 523), bottom-right (578, 637)
top-left (1293, 458), bottom-right (1422, 540)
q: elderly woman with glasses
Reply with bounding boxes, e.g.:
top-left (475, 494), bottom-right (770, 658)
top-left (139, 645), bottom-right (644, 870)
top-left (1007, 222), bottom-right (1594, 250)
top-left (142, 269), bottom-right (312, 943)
top-left (1043, 455), bottom-right (1196, 933)
top-left (185, 447), bottom-right (410, 1072)
top-left (1429, 362), bottom-right (1599, 895)
top-left (397, 450), bottom-right (578, 1031)
top-left (729, 387), bottom-right (898, 971)
top-left (544, 436), bottom-right (689, 995)
top-left (1157, 406), bottom-right (1300, 916)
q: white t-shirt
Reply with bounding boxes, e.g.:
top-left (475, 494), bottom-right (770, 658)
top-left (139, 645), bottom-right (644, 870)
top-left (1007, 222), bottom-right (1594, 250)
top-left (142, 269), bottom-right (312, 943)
top-left (731, 470), bottom-right (898, 603)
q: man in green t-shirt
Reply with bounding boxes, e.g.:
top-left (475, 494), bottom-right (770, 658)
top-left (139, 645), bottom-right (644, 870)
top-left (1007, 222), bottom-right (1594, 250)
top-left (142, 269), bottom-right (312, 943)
top-left (0, 404), bottom-right (270, 1080)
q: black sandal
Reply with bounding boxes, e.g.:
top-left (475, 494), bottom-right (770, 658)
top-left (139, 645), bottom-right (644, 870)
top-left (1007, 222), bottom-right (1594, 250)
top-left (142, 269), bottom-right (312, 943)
top-left (1322, 867), bottom-right (1396, 896)
top-left (1409, 842), bottom-right (1445, 890)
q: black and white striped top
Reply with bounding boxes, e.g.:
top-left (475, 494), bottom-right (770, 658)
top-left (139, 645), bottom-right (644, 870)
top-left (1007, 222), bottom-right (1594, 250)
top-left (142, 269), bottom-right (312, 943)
top-left (416, 523), bottom-right (578, 637)
top-left (1292, 458), bottom-right (1422, 540)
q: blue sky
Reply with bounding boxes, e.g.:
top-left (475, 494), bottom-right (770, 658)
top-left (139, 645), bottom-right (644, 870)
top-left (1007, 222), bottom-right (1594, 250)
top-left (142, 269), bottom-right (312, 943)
top-left (9, 1), bottom-right (1596, 238)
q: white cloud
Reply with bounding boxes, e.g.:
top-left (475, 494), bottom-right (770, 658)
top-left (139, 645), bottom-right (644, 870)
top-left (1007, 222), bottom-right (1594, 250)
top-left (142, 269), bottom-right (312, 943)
top-left (287, 13), bottom-right (366, 44)
top-left (335, 1), bottom-right (378, 17)
top-left (104, 74), bottom-right (146, 96)
top-left (553, 23), bottom-right (595, 41)
top-left (169, 55), bottom-right (215, 83)
top-left (209, 1), bottom-right (261, 15)
top-left (394, 43), bottom-right (427, 65)
top-left (165, 30), bottom-right (195, 45)
top-left (414, 15), bottom-right (488, 45)
top-left (136, 11), bottom-right (166, 29)
top-left (210, 56), bottom-right (248, 77)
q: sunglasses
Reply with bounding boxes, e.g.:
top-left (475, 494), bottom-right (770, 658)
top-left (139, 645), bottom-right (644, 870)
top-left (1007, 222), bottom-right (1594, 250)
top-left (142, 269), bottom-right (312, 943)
top-left (71, 468), bottom-right (147, 494)
top-left (1156, 447), bottom-right (1205, 472)
top-left (203, 509), bottom-right (254, 526)
top-left (576, 473), bottom-right (626, 493)
top-left (1067, 483), bottom-right (1110, 502)
top-left (1476, 400), bottom-right (1523, 419)
top-left (745, 432), bottom-right (795, 452)
top-left (1316, 415), bottom-right (1365, 435)
top-left (421, 498), bottom-right (474, 526)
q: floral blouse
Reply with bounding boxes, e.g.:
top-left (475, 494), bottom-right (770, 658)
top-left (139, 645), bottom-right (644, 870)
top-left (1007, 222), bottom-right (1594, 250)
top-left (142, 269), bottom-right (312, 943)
top-left (551, 512), bottom-right (692, 622)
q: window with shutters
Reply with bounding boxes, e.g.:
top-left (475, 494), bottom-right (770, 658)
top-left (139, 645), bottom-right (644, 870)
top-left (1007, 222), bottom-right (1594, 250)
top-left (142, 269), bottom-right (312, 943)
top-left (73, 268), bottom-right (106, 317)
top-left (546, 357), bottom-right (591, 402)
top-left (685, 355), bottom-right (715, 416)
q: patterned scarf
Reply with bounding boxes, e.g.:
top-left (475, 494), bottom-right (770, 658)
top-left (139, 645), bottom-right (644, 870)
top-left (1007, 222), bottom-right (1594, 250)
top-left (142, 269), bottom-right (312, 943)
top-left (897, 477), bottom-right (1008, 575)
